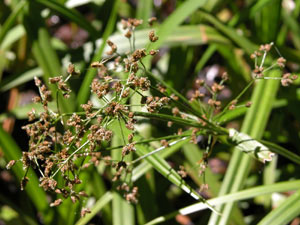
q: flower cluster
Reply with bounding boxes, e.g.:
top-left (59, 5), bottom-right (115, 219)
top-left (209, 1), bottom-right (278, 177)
top-left (6, 16), bottom-right (297, 219)
top-left (251, 43), bottom-right (298, 85)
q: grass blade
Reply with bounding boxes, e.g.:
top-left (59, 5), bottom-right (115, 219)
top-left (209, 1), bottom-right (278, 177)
top-left (136, 0), bottom-right (152, 28)
top-left (147, 0), bottom-right (208, 53)
top-left (145, 180), bottom-right (300, 225)
top-left (199, 10), bottom-right (257, 55)
top-left (23, 1), bottom-right (73, 113)
top-left (208, 70), bottom-right (281, 225)
top-left (86, 25), bottom-right (231, 60)
top-left (109, 121), bottom-right (212, 209)
top-left (112, 192), bottom-right (134, 225)
top-left (0, 67), bottom-right (42, 92)
top-left (111, 132), bottom-right (135, 225)
top-left (132, 135), bottom-right (190, 182)
top-left (216, 99), bottom-right (287, 125)
top-left (0, 0), bottom-right (26, 44)
top-left (75, 192), bottom-right (113, 225)
top-left (0, 24), bottom-right (25, 50)
top-left (257, 189), bottom-right (300, 225)
top-left (35, 0), bottom-right (98, 39)
top-left (259, 140), bottom-right (300, 165)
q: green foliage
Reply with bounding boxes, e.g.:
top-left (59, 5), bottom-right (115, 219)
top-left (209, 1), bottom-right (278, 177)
top-left (0, 0), bottom-right (300, 225)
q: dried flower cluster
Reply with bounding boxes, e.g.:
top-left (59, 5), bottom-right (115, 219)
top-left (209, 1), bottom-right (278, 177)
top-left (250, 42), bottom-right (298, 85)
top-left (6, 16), bottom-right (296, 219)
top-left (7, 18), bottom-right (173, 214)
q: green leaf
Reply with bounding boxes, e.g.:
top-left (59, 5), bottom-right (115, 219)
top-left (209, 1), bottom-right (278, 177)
top-left (131, 135), bottom-right (190, 182)
top-left (109, 121), bottom-right (213, 210)
top-left (260, 140), bottom-right (300, 165)
top-left (75, 192), bottom-right (113, 225)
top-left (0, 24), bottom-right (25, 50)
top-left (82, 25), bottom-right (231, 65)
top-left (146, 0), bottom-right (208, 53)
top-left (35, 0), bottom-right (98, 39)
top-left (282, 9), bottom-right (300, 50)
top-left (111, 126), bottom-right (135, 225)
top-left (23, 1), bottom-right (73, 113)
top-left (198, 10), bottom-right (257, 55)
top-left (0, 126), bottom-right (54, 223)
top-left (229, 128), bottom-right (275, 163)
top-left (145, 180), bottom-right (300, 225)
top-left (0, 0), bottom-right (26, 44)
top-left (0, 67), bottom-right (42, 92)
top-left (136, 0), bottom-right (152, 28)
top-left (133, 111), bottom-right (205, 129)
top-left (112, 192), bottom-right (134, 225)
top-left (250, 0), bottom-right (275, 17)
top-left (208, 70), bottom-right (281, 225)
top-left (216, 99), bottom-right (287, 125)
top-left (257, 189), bottom-right (300, 225)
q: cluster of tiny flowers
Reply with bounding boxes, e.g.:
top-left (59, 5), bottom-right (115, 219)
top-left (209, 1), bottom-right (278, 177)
top-left (6, 14), bottom-right (297, 218)
top-left (6, 18), bottom-right (174, 213)
top-left (250, 43), bottom-right (298, 85)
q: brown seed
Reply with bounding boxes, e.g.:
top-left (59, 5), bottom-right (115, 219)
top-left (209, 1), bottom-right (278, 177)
top-left (245, 101), bottom-right (252, 107)
top-left (149, 30), bottom-right (158, 42)
top-left (80, 208), bottom-right (91, 217)
top-left (125, 30), bottom-right (132, 38)
top-left (148, 17), bottom-right (157, 26)
top-left (67, 64), bottom-right (75, 74)
top-left (6, 160), bottom-right (16, 170)
top-left (50, 199), bottom-right (62, 207)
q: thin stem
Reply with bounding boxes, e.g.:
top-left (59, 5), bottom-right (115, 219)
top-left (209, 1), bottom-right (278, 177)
top-left (260, 50), bottom-right (267, 69)
top-left (118, 116), bottom-right (127, 145)
top-left (132, 28), bottom-right (136, 51)
top-left (262, 62), bottom-right (278, 73)
top-left (131, 137), bottom-right (189, 165)
top-left (64, 74), bottom-right (72, 83)
top-left (106, 133), bottom-right (192, 151)
top-left (144, 69), bottom-right (214, 128)
top-left (134, 111), bottom-right (228, 135)
top-left (128, 36), bottom-right (133, 53)
top-left (51, 141), bottom-right (90, 178)
top-left (257, 77), bottom-right (282, 80)
top-left (214, 79), bottom-right (255, 122)
top-left (34, 156), bottom-right (45, 177)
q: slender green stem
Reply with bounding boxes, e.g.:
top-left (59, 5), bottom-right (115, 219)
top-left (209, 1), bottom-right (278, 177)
top-left (50, 141), bottom-right (89, 178)
top-left (106, 133), bottom-right (192, 151)
top-left (134, 111), bottom-right (228, 135)
top-left (131, 137), bottom-right (189, 165)
top-left (214, 79), bottom-right (255, 121)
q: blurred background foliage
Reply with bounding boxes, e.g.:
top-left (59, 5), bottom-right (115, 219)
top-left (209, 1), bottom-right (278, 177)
top-left (1, 0), bottom-right (300, 224)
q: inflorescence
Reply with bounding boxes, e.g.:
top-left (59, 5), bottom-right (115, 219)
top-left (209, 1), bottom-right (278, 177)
top-left (6, 18), bottom-right (297, 216)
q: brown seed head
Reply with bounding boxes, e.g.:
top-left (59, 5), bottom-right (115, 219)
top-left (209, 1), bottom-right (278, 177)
top-left (148, 17), bottom-right (157, 26)
top-left (50, 199), bottom-right (62, 207)
top-left (277, 57), bottom-right (286, 68)
top-left (245, 101), bottom-right (252, 107)
top-left (149, 49), bottom-right (159, 56)
top-left (149, 30), bottom-right (158, 42)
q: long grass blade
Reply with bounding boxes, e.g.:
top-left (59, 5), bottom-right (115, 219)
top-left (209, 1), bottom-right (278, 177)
top-left (257, 189), bottom-right (300, 225)
top-left (208, 70), bottom-right (281, 225)
top-left (35, 0), bottom-right (98, 39)
top-left (145, 180), bottom-right (300, 225)
top-left (0, 0), bottom-right (26, 44)
top-left (0, 24), bottom-right (25, 50)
